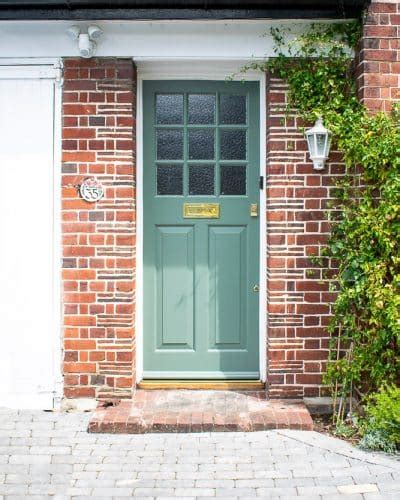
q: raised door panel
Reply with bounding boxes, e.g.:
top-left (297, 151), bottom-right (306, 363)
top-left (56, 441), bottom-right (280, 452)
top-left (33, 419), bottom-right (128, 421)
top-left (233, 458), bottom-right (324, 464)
top-left (209, 226), bottom-right (247, 349)
top-left (156, 226), bottom-right (194, 350)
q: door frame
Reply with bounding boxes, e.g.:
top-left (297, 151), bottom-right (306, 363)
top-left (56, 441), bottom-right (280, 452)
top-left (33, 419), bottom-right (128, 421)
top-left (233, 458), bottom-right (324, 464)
top-left (135, 60), bottom-right (267, 383)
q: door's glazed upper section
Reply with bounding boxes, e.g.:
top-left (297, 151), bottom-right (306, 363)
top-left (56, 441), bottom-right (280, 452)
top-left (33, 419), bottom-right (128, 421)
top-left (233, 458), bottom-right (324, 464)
top-left (154, 90), bottom-right (250, 197)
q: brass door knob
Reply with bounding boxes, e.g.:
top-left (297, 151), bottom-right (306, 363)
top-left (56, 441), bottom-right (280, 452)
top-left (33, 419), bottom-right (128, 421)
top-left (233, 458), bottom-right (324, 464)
top-left (253, 285), bottom-right (260, 293)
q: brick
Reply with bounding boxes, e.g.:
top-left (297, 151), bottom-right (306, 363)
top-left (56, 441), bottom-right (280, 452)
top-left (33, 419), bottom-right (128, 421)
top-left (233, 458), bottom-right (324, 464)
top-left (63, 103), bottom-right (97, 115)
top-left (64, 362), bottom-right (97, 373)
top-left (64, 339), bottom-right (97, 350)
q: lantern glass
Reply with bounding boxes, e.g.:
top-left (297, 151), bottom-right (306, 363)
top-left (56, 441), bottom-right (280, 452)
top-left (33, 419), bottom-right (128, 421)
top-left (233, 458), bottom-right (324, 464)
top-left (316, 133), bottom-right (326, 155)
top-left (306, 134), bottom-right (316, 156)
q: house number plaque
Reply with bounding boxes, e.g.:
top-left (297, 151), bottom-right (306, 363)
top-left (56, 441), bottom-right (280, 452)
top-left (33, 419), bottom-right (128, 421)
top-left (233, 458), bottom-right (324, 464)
top-left (183, 203), bottom-right (220, 219)
top-left (79, 178), bottom-right (104, 203)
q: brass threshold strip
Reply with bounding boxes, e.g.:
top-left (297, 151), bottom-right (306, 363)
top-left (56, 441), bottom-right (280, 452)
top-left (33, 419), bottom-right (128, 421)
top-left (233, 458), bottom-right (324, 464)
top-left (138, 380), bottom-right (265, 390)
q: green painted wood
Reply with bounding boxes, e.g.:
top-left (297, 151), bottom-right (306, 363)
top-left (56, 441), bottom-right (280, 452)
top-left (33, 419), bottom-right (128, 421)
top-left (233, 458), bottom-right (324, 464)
top-left (209, 226), bottom-right (246, 347)
top-left (156, 226), bottom-right (194, 348)
top-left (143, 80), bottom-right (260, 379)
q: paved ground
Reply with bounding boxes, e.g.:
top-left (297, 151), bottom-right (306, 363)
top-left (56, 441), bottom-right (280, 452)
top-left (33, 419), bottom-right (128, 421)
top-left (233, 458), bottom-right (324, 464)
top-left (0, 408), bottom-right (399, 499)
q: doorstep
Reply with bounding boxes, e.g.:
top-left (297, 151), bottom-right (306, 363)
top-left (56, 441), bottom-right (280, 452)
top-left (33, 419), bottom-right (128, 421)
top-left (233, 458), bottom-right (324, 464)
top-left (88, 390), bottom-right (313, 433)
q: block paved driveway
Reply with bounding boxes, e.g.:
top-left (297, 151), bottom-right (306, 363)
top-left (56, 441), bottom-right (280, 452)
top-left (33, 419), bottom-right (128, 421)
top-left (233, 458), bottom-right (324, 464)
top-left (0, 408), bottom-right (399, 499)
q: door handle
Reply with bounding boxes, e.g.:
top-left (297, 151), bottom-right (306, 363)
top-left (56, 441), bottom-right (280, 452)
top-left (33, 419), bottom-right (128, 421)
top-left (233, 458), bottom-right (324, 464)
top-left (253, 285), bottom-right (259, 293)
top-left (250, 203), bottom-right (258, 217)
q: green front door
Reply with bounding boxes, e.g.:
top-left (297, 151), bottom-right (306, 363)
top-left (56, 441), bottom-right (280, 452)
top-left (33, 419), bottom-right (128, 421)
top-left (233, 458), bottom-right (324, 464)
top-left (143, 80), bottom-right (260, 379)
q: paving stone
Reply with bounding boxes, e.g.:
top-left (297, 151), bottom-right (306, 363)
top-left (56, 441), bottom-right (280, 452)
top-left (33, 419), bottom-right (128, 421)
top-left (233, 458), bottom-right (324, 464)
top-left (256, 486), bottom-right (298, 496)
top-left (376, 479), bottom-right (400, 492)
top-left (337, 483), bottom-right (379, 494)
top-left (297, 485), bottom-right (339, 495)
top-left (176, 488), bottom-right (217, 496)
top-left (30, 446), bottom-right (71, 455)
top-left (154, 480), bottom-right (194, 488)
top-left (5, 474), bottom-right (51, 485)
top-left (274, 477), bottom-right (315, 487)
top-left (195, 479), bottom-right (234, 488)
top-left (364, 495), bottom-right (400, 500)
top-left (92, 487), bottom-right (134, 496)
top-left (133, 487), bottom-right (174, 496)
top-left (321, 495), bottom-right (363, 500)
top-left (8, 455), bottom-right (51, 465)
top-left (235, 479), bottom-right (275, 487)
top-left (314, 475), bottom-right (354, 486)
top-left (0, 486), bottom-right (28, 495)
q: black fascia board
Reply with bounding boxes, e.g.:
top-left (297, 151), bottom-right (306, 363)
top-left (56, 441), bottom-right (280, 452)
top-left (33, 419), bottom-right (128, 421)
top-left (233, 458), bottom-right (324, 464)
top-left (0, 1), bottom-right (371, 21)
top-left (0, 8), bottom-right (368, 21)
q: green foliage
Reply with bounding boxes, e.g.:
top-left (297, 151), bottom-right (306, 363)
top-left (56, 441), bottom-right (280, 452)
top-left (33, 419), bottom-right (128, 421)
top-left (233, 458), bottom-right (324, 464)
top-left (243, 22), bottom-right (400, 403)
top-left (334, 421), bottom-right (357, 439)
top-left (359, 429), bottom-right (397, 454)
top-left (360, 385), bottom-right (400, 453)
top-left (267, 22), bottom-right (362, 124)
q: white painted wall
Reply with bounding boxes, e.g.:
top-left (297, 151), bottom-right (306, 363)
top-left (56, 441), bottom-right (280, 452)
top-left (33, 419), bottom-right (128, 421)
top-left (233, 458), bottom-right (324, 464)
top-left (0, 19), bottom-right (320, 60)
top-left (0, 66), bottom-right (61, 409)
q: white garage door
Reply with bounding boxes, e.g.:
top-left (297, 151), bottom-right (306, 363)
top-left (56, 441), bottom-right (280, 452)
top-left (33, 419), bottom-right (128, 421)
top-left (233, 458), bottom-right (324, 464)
top-left (0, 64), bottom-right (61, 409)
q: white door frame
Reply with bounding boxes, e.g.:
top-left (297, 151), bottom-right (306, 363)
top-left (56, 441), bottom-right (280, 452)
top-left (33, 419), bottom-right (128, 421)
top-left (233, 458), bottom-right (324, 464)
top-left (135, 59), bottom-right (267, 383)
top-left (0, 58), bottom-right (63, 408)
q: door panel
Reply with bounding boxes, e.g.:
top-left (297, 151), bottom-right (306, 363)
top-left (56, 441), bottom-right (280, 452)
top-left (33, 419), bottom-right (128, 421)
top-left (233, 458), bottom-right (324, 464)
top-left (156, 226), bottom-right (194, 349)
top-left (143, 80), bottom-right (260, 379)
top-left (209, 226), bottom-right (246, 347)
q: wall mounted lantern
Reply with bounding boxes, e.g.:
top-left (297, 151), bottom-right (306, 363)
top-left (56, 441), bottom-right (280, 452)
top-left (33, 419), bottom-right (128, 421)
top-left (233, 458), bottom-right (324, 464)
top-left (305, 117), bottom-right (331, 171)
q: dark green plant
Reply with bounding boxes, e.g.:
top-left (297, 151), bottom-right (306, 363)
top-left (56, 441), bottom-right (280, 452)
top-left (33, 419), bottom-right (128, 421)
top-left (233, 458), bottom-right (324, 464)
top-left (360, 385), bottom-right (400, 453)
top-left (241, 22), bottom-right (400, 410)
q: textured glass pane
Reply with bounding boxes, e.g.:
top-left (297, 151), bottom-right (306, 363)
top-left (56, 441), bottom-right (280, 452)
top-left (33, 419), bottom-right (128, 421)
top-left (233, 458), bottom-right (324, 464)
top-left (189, 165), bottom-right (214, 195)
top-left (188, 129), bottom-right (215, 160)
top-left (157, 165), bottom-right (183, 195)
top-left (220, 94), bottom-right (246, 124)
top-left (220, 165), bottom-right (246, 195)
top-left (188, 94), bottom-right (215, 124)
top-left (220, 129), bottom-right (246, 160)
top-left (157, 129), bottom-right (183, 160)
top-left (156, 94), bottom-right (183, 124)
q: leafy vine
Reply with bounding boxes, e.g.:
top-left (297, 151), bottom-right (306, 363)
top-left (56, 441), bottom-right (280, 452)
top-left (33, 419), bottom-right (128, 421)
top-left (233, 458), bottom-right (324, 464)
top-left (243, 22), bottom-right (400, 418)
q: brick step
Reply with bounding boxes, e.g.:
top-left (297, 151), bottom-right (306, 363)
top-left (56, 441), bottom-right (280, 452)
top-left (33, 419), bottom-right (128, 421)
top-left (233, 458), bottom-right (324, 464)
top-left (88, 390), bottom-right (313, 434)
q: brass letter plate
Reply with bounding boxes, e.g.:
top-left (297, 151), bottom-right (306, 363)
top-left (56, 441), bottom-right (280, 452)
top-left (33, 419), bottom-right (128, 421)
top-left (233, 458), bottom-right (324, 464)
top-left (183, 203), bottom-right (220, 219)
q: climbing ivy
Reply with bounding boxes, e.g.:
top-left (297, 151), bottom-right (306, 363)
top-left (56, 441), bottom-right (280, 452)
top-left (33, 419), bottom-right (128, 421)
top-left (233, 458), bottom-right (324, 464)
top-left (243, 22), bottom-right (400, 409)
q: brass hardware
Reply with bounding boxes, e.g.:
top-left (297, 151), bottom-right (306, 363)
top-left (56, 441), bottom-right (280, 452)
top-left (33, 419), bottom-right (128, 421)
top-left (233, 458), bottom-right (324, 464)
top-left (250, 203), bottom-right (258, 217)
top-left (253, 285), bottom-right (260, 293)
top-left (183, 203), bottom-right (220, 219)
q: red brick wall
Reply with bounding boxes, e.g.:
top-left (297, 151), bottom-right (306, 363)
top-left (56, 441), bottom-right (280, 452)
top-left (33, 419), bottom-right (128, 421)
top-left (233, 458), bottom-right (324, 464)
top-left (265, 78), bottom-right (344, 398)
top-left (357, 0), bottom-right (400, 112)
top-left (62, 58), bottom-right (136, 400)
